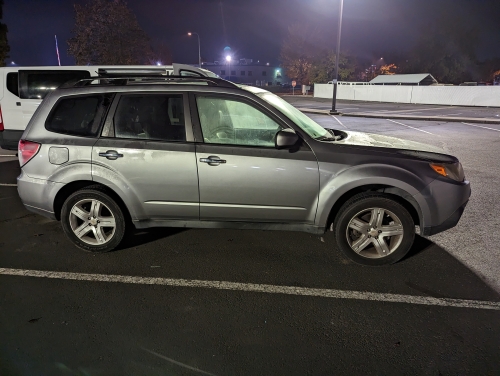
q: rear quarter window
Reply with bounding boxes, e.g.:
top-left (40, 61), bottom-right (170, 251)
top-left (6, 72), bottom-right (19, 97)
top-left (45, 95), bottom-right (110, 137)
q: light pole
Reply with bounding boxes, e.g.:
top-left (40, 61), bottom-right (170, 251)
top-left (226, 55), bottom-right (232, 81)
top-left (187, 32), bottom-right (201, 67)
top-left (330, 0), bottom-right (344, 115)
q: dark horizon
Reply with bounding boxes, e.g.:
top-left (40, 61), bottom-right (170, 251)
top-left (5, 0), bottom-right (500, 67)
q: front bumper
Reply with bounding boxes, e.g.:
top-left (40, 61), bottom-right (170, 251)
top-left (416, 178), bottom-right (471, 236)
top-left (422, 200), bottom-right (469, 236)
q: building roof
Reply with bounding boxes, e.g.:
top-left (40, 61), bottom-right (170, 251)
top-left (370, 73), bottom-right (438, 85)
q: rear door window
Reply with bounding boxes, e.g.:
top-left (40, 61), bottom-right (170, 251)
top-left (46, 94), bottom-right (111, 137)
top-left (113, 94), bottom-right (187, 142)
top-left (19, 70), bottom-right (91, 99)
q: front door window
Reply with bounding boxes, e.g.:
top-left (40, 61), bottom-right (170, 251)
top-left (196, 96), bottom-right (282, 147)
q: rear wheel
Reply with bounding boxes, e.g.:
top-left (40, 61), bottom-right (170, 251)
top-left (333, 193), bottom-right (415, 265)
top-left (61, 188), bottom-right (126, 253)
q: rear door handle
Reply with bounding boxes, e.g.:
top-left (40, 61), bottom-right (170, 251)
top-left (99, 150), bottom-right (123, 160)
top-left (200, 156), bottom-right (226, 166)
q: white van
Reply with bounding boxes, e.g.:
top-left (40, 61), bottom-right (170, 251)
top-left (0, 64), bottom-right (217, 150)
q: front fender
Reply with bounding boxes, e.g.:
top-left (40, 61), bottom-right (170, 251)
top-left (315, 163), bottom-right (432, 228)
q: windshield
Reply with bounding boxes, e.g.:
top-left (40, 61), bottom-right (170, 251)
top-left (242, 87), bottom-right (331, 139)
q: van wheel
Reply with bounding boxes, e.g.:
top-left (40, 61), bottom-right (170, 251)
top-left (333, 193), bottom-right (415, 266)
top-left (61, 188), bottom-right (126, 253)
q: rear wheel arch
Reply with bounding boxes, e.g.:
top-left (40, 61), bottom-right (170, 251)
top-left (53, 181), bottom-right (132, 225)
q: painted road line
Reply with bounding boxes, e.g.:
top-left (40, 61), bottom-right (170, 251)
top-left (0, 183), bottom-right (17, 187)
top-left (375, 106), bottom-right (452, 114)
top-left (462, 122), bottom-right (500, 132)
top-left (1, 268), bottom-right (499, 311)
top-left (386, 119), bottom-right (434, 135)
top-left (0, 155), bottom-right (17, 157)
top-left (143, 348), bottom-right (217, 376)
top-left (331, 115), bottom-right (347, 128)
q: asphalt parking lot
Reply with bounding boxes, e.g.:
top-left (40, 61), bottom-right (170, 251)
top-left (284, 96), bottom-right (500, 121)
top-left (1, 108), bottom-right (500, 375)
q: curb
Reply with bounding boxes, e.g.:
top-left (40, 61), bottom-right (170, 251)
top-left (296, 107), bottom-right (500, 125)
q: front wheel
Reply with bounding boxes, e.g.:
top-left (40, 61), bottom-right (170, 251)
top-left (333, 193), bottom-right (415, 266)
top-left (61, 188), bottom-right (126, 253)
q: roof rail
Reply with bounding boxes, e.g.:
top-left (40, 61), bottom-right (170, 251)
top-left (98, 67), bottom-right (173, 76)
top-left (60, 75), bottom-right (239, 89)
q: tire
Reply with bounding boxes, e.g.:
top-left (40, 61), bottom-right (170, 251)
top-left (61, 187), bottom-right (126, 253)
top-left (333, 193), bottom-right (415, 266)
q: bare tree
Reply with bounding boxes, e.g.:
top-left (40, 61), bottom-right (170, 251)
top-left (0, 0), bottom-right (9, 66)
top-left (280, 25), bottom-right (316, 84)
top-left (68, 0), bottom-right (151, 65)
top-left (147, 42), bottom-right (173, 66)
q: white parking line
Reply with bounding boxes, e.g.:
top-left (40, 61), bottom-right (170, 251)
top-left (376, 106), bottom-right (452, 114)
top-left (1, 268), bottom-right (499, 310)
top-left (331, 115), bottom-right (347, 128)
top-left (461, 122), bottom-right (500, 132)
top-left (143, 348), bottom-right (217, 376)
top-left (386, 119), bottom-right (434, 135)
top-left (0, 183), bottom-right (17, 187)
top-left (0, 155), bottom-right (16, 157)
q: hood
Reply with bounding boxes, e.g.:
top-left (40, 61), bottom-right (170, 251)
top-left (337, 131), bottom-right (445, 154)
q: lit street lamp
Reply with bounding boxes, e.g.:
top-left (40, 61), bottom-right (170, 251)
top-left (226, 55), bottom-right (232, 81)
top-left (330, 0), bottom-right (344, 115)
top-left (187, 32), bottom-right (201, 67)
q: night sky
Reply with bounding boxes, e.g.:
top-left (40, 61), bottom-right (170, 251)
top-left (5, 0), bottom-right (500, 67)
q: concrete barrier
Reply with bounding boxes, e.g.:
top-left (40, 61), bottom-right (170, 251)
top-left (314, 84), bottom-right (500, 107)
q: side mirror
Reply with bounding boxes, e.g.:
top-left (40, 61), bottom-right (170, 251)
top-left (275, 128), bottom-right (299, 149)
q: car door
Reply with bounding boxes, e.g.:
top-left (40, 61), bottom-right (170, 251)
top-left (92, 92), bottom-right (199, 221)
top-left (192, 93), bottom-right (320, 223)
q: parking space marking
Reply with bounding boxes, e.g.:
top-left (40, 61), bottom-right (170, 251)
top-left (1, 268), bottom-right (499, 310)
top-left (0, 183), bottom-right (17, 187)
top-left (375, 106), bottom-right (452, 114)
top-left (461, 122), bottom-right (500, 132)
top-left (331, 115), bottom-right (347, 128)
top-left (386, 119), bottom-right (434, 135)
top-left (143, 348), bottom-right (217, 376)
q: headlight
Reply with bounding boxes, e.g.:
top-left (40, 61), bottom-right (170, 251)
top-left (429, 162), bottom-right (465, 182)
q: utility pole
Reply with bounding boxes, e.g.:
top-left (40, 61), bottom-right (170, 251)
top-left (330, 0), bottom-right (344, 115)
top-left (55, 35), bottom-right (61, 66)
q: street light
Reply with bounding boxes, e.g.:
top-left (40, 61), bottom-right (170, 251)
top-left (226, 55), bottom-right (232, 81)
top-left (330, 0), bottom-right (344, 115)
top-left (187, 32), bottom-right (201, 67)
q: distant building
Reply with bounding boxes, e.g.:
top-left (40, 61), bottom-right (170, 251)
top-left (370, 73), bottom-right (438, 86)
top-left (202, 59), bottom-right (289, 86)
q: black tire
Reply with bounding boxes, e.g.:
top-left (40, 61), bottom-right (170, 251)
top-left (61, 187), bottom-right (126, 253)
top-left (333, 193), bottom-right (415, 266)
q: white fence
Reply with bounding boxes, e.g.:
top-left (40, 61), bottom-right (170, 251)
top-left (314, 84), bottom-right (500, 107)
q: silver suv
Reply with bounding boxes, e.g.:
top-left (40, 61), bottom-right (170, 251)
top-left (17, 75), bottom-right (470, 265)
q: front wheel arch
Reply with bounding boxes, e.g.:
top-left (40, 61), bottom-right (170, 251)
top-left (324, 184), bottom-right (422, 232)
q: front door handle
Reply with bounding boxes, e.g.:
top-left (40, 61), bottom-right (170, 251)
top-left (99, 150), bottom-right (123, 160)
top-left (200, 156), bottom-right (226, 166)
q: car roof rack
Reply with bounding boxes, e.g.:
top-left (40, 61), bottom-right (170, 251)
top-left (60, 75), bottom-right (239, 89)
